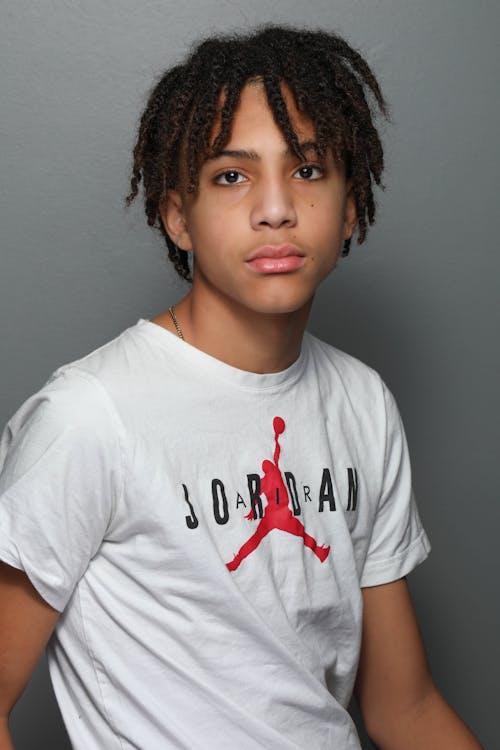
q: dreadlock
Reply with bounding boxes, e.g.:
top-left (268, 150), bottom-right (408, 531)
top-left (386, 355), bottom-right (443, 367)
top-left (125, 23), bottom-right (390, 283)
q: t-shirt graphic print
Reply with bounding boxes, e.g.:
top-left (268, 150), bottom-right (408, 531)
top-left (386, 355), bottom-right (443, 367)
top-left (219, 415), bottom-right (331, 570)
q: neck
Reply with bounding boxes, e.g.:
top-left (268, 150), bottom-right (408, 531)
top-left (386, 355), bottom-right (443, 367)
top-left (162, 288), bottom-right (313, 374)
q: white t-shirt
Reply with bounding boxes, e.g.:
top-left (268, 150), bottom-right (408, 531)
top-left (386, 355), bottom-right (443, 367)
top-left (0, 318), bottom-right (431, 749)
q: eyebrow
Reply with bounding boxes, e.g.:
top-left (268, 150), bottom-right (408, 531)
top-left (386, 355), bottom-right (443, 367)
top-left (204, 140), bottom-right (321, 163)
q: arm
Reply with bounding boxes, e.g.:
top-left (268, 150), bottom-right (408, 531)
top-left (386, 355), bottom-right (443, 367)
top-left (0, 562), bottom-right (61, 749)
top-left (0, 721), bottom-right (14, 750)
top-left (354, 577), bottom-right (483, 750)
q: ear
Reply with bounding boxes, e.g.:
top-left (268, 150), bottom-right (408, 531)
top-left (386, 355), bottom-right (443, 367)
top-left (158, 190), bottom-right (193, 251)
top-left (343, 180), bottom-right (357, 240)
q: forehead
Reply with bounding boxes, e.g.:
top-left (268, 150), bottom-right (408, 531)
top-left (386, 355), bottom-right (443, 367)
top-left (207, 79), bottom-right (316, 150)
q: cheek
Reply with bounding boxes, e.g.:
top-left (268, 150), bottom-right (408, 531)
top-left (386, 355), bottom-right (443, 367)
top-left (189, 220), bottom-right (233, 273)
top-left (325, 212), bottom-right (346, 248)
top-left (309, 207), bottom-right (344, 269)
top-left (199, 201), bottom-right (244, 248)
top-left (307, 190), bottom-right (345, 222)
top-left (187, 205), bottom-right (223, 248)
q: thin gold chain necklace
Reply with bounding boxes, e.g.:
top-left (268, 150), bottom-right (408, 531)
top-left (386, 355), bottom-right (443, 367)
top-left (167, 305), bottom-right (184, 340)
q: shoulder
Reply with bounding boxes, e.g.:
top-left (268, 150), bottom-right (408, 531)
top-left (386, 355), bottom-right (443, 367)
top-left (3, 321), bottom-right (136, 451)
top-left (0, 363), bottom-right (126, 507)
top-left (304, 330), bottom-right (389, 405)
top-left (51, 320), bottom-right (142, 389)
top-left (14, 320), bottom-right (149, 430)
top-left (3, 365), bottom-right (123, 460)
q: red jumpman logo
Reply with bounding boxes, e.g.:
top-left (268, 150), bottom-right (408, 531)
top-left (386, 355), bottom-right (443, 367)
top-left (226, 417), bottom-right (330, 571)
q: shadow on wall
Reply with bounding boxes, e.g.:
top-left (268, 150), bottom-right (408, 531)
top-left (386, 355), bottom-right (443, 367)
top-left (10, 656), bottom-right (71, 750)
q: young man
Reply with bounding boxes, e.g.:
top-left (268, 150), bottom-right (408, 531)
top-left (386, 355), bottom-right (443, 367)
top-left (0, 24), bottom-right (482, 750)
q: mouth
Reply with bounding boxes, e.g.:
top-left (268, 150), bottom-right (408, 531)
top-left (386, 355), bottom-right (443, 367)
top-left (245, 244), bottom-right (304, 261)
top-left (245, 244), bottom-right (306, 274)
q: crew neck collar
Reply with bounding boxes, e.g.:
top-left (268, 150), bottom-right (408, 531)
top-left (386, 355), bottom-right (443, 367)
top-left (134, 318), bottom-right (310, 392)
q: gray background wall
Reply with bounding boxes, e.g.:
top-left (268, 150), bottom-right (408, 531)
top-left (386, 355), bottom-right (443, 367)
top-left (1, 1), bottom-right (498, 748)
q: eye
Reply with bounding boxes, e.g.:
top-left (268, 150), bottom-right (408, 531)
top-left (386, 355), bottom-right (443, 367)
top-left (294, 164), bottom-right (324, 180)
top-left (213, 170), bottom-right (246, 186)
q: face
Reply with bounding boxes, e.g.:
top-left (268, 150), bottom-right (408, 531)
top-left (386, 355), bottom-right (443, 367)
top-left (160, 80), bottom-right (356, 316)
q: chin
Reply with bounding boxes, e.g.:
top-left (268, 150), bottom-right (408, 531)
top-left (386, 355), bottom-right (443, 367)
top-left (243, 291), bottom-right (314, 316)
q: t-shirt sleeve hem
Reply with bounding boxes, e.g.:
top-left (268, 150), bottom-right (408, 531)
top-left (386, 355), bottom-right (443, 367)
top-left (0, 527), bottom-right (65, 612)
top-left (359, 528), bottom-right (431, 588)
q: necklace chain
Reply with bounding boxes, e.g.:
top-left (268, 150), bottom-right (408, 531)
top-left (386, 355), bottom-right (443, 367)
top-left (168, 306), bottom-right (184, 340)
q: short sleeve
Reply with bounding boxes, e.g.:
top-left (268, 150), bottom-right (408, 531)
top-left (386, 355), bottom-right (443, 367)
top-left (0, 365), bottom-right (124, 611)
top-left (360, 382), bottom-right (431, 587)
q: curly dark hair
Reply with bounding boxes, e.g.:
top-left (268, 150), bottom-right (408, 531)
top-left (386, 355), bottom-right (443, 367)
top-left (125, 23), bottom-right (390, 283)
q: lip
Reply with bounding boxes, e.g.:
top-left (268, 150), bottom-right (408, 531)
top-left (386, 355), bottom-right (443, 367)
top-left (246, 255), bottom-right (306, 274)
top-left (245, 244), bottom-right (304, 261)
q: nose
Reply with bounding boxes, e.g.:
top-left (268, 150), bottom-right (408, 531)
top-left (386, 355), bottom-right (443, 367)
top-left (249, 175), bottom-right (298, 230)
